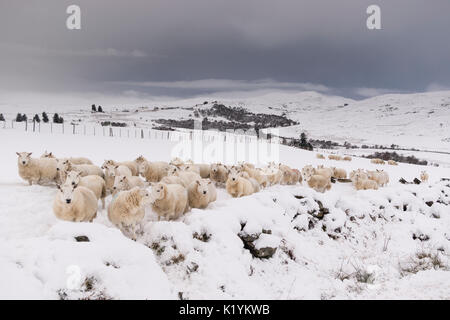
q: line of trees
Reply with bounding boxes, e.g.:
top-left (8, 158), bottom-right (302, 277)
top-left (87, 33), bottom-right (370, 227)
top-left (13, 112), bottom-right (63, 123)
top-left (91, 104), bottom-right (104, 113)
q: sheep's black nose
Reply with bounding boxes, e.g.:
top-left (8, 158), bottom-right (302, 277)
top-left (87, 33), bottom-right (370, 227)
top-left (66, 199), bottom-right (71, 204)
top-left (203, 191), bottom-right (207, 195)
top-left (113, 187), bottom-right (116, 190)
top-left (57, 168), bottom-right (60, 171)
top-left (22, 161), bottom-right (26, 164)
top-left (72, 182), bottom-right (75, 186)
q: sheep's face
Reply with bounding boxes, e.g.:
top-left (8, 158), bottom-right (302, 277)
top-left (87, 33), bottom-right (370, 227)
top-left (56, 160), bottom-right (70, 172)
top-left (150, 183), bottom-right (166, 201)
top-left (195, 179), bottom-right (210, 196)
top-left (58, 184), bottom-right (76, 204)
top-left (301, 166), bottom-right (314, 180)
top-left (228, 172), bottom-right (240, 184)
top-left (104, 164), bottom-right (117, 177)
top-left (16, 152), bottom-right (32, 166)
top-left (138, 188), bottom-right (153, 206)
top-left (65, 171), bottom-right (81, 187)
top-left (168, 166), bottom-right (179, 176)
top-left (101, 160), bottom-right (114, 169)
top-left (135, 156), bottom-right (146, 164)
top-left (41, 151), bottom-right (54, 158)
top-left (113, 175), bottom-right (127, 192)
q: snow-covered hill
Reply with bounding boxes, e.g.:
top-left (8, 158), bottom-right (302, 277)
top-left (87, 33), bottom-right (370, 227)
top-left (0, 129), bottom-right (449, 299)
top-left (2, 90), bottom-right (449, 153)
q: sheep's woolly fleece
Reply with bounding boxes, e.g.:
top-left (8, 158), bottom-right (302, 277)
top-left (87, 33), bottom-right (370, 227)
top-left (0, 130), bottom-right (449, 299)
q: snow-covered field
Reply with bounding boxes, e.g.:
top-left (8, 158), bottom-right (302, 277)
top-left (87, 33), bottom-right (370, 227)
top-left (1, 128), bottom-right (449, 299)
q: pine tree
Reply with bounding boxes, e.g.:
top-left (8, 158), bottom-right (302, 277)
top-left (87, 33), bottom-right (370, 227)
top-left (92, 104), bottom-right (97, 112)
top-left (16, 113), bottom-right (23, 122)
top-left (53, 113), bottom-right (64, 124)
top-left (33, 114), bottom-right (41, 123)
top-left (98, 106), bottom-right (103, 113)
top-left (0, 113), bottom-right (5, 121)
top-left (42, 112), bottom-right (49, 123)
top-left (299, 132), bottom-right (313, 151)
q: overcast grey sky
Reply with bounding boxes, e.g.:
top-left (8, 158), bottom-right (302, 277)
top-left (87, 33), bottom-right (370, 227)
top-left (1, 0), bottom-right (449, 99)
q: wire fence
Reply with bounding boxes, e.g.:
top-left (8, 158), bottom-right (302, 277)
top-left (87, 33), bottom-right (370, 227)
top-left (0, 120), bottom-right (283, 146)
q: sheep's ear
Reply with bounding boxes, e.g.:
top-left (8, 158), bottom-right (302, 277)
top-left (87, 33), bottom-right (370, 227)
top-left (196, 180), bottom-right (201, 185)
top-left (49, 152), bottom-right (52, 156)
top-left (27, 152), bottom-right (32, 157)
top-left (56, 184), bottom-right (61, 190)
top-left (16, 152), bottom-right (20, 156)
top-left (77, 172), bottom-right (82, 177)
top-left (115, 165), bottom-right (119, 169)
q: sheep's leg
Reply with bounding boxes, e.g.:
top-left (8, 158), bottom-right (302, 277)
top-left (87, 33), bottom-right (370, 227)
top-left (101, 197), bottom-right (105, 209)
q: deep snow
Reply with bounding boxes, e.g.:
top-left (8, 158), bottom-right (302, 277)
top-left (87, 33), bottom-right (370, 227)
top-left (0, 128), bottom-right (449, 299)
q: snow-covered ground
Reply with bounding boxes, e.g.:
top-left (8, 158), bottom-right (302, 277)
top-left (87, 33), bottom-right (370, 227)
top-left (0, 128), bottom-right (449, 299)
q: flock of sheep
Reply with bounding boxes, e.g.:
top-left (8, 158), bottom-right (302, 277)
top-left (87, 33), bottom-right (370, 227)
top-left (15, 151), bottom-right (430, 239)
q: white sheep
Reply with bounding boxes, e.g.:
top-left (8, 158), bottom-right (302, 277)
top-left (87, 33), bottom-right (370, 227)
top-left (112, 174), bottom-right (146, 194)
top-left (331, 167), bottom-right (347, 179)
top-left (138, 160), bottom-right (170, 182)
top-left (210, 163), bottom-right (229, 186)
top-left (367, 170), bottom-right (389, 187)
top-left (41, 151), bottom-right (93, 165)
top-left (169, 166), bottom-right (202, 187)
top-left (354, 173), bottom-right (379, 190)
top-left (306, 175), bottom-right (332, 193)
top-left (57, 159), bottom-right (104, 183)
top-left (108, 187), bottom-right (152, 239)
top-left (65, 171), bottom-right (107, 209)
top-left (314, 165), bottom-right (333, 180)
top-left (420, 171), bottom-right (429, 183)
top-left (16, 152), bottom-right (58, 185)
top-left (187, 179), bottom-right (217, 209)
top-left (149, 182), bottom-right (189, 220)
top-left (53, 184), bottom-right (98, 222)
top-left (102, 159), bottom-right (139, 176)
top-left (226, 171), bottom-right (254, 198)
top-left (103, 163), bottom-right (132, 179)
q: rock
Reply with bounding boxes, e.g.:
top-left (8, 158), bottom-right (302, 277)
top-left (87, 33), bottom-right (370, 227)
top-left (238, 231), bottom-right (279, 259)
top-left (413, 178), bottom-right (422, 184)
top-left (74, 235), bottom-right (90, 242)
top-left (412, 233), bottom-right (430, 241)
top-left (425, 201), bottom-right (434, 207)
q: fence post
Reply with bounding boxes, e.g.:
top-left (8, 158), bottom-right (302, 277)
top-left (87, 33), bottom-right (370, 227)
top-left (62, 123), bottom-right (64, 134)
top-left (141, 129), bottom-right (144, 139)
top-left (73, 124), bottom-right (75, 134)
top-left (33, 120), bottom-right (35, 132)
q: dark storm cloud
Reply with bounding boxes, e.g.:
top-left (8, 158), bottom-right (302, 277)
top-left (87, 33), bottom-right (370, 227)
top-left (0, 0), bottom-right (450, 98)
